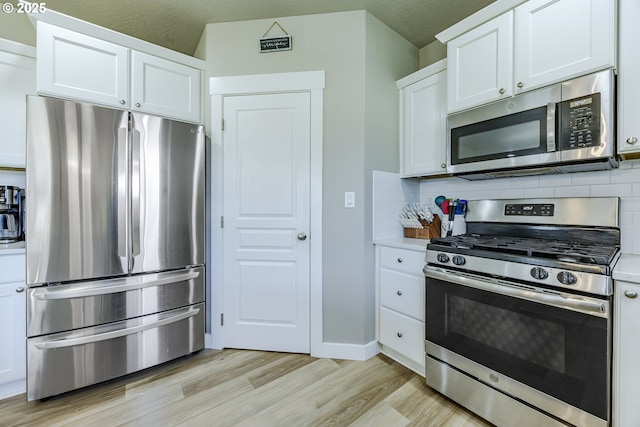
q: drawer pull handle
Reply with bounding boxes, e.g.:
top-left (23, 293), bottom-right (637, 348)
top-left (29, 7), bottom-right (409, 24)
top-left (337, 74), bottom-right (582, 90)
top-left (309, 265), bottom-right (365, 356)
top-left (396, 332), bottom-right (403, 338)
top-left (397, 258), bottom-right (403, 263)
top-left (396, 290), bottom-right (402, 296)
top-left (16, 287), bottom-right (24, 293)
top-left (625, 290), bottom-right (638, 299)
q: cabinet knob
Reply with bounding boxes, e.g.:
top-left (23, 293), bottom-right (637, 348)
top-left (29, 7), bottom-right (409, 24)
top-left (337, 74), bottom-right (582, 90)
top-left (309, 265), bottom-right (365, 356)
top-left (441, 163), bottom-right (446, 168)
top-left (499, 88), bottom-right (506, 95)
top-left (396, 332), bottom-right (403, 338)
top-left (15, 287), bottom-right (24, 293)
top-left (627, 137), bottom-right (638, 145)
top-left (135, 102), bottom-right (141, 108)
top-left (625, 290), bottom-right (638, 299)
top-left (119, 99), bottom-right (125, 105)
top-left (517, 82), bottom-right (524, 89)
top-left (397, 258), bottom-right (403, 263)
top-left (396, 290), bottom-right (403, 296)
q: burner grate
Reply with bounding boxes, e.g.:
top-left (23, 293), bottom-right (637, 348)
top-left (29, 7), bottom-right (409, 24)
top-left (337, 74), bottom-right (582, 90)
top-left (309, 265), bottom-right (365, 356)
top-left (430, 234), bottom-right (618, 266)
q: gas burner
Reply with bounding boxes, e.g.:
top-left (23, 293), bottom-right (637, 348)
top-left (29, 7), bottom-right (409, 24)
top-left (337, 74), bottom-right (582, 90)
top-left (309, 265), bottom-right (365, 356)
top-left (430, 234), bottom-right (618, 266)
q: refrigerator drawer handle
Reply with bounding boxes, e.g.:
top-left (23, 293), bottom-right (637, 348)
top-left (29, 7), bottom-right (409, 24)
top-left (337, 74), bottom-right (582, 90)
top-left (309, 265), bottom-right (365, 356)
top-left (34, 270), bottom-right (200, 300)
top-left (34, 307), bottom-right (201, 350)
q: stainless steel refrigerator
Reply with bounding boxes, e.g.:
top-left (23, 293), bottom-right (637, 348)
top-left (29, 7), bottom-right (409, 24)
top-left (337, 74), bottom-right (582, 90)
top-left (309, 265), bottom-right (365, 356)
top-left (25, 95), bottom-right (205, 401)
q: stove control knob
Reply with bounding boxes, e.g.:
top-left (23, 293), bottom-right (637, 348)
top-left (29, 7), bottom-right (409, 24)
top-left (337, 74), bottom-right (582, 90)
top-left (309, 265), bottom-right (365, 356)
top-left (557, 271), bottom-right (578, 286)
top-left (452, 255), bottom-right (466, 266)
top-left (530, 267), bottom-right (549, 280)
top-left (436, 253), bottom-right (450, 264)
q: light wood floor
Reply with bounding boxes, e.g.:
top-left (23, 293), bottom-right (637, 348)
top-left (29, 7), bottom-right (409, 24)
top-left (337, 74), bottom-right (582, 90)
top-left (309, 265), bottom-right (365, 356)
top-left (0, 349), bottom-right (493, 426)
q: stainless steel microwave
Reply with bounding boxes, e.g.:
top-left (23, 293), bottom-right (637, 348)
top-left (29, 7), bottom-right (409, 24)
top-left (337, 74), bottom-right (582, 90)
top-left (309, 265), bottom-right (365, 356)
top-left (447, 70), bottom-right (617, 180)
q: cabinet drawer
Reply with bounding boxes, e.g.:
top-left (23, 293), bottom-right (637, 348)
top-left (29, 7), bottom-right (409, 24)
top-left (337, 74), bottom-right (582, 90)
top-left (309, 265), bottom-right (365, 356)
top-left (379, 307), bottom-right (424, 365)
top-left (379, 246), bottom-right (425, 275)
top-left (0, 253), bottom-right (25, 283)
top-left (379, 269), bottom-right (424, 320)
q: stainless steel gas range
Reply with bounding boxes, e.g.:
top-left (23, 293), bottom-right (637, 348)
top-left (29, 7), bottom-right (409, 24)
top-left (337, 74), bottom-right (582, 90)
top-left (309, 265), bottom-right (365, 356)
top-left (424, 197), bottom-right (619, 427)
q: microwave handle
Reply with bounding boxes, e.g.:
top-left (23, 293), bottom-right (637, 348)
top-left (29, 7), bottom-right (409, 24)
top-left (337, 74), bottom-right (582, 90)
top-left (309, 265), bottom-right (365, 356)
top-left (546, 102), bottom-right (556, 152)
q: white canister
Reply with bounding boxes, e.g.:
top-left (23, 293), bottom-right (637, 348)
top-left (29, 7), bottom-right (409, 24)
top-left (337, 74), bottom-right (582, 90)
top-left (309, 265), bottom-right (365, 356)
top-left (452, 214), bottom-right (467, 235)
top-left (441, 215), bottom-right (467, 236)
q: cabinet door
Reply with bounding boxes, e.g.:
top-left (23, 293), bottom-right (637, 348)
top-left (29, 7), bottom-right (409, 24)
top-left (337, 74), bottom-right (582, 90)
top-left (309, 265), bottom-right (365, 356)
top-left (36, 22), bottom-right (130, 109)
top-left (447, 12), bottom-right (513, 113)
top-left (400, 70), bottom-right (447, 177)
top-left (614, 281), bottom-right (640, 427)
top-left (379, 307), bottom-right (424, 366)
top-left (514, 0), bottom-right (615, 94)
top-left (0, 47), bottom-right (34, 168)
top-left (0, 282), bottom-right (25, 387)
top-left (131, 51), bottom-right (201, 123)
top-left (618, 0), bottom-right (640, 157)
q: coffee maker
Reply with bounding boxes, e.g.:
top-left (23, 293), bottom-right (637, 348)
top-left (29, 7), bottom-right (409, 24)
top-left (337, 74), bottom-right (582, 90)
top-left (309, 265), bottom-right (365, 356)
top-left (0, 185), bottom-right (24, 243)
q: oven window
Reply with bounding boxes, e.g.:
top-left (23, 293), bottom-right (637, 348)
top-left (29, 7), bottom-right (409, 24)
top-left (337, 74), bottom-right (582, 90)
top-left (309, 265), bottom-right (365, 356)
top-left (426, 277), bottom-right (608, 420)
top-left (450, 106), bottom-right (550, 165)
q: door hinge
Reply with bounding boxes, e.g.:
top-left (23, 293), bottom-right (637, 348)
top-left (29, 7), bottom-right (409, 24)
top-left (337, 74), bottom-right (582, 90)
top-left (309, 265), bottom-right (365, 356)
top-left (221, 119), bottom-right (224, 131)
top-left (221, 313), bottom-right (224, 326)
top-left (220, 216), bottom-right (224, 228)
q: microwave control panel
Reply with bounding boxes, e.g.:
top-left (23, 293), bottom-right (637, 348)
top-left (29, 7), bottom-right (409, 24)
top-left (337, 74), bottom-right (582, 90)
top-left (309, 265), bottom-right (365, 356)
top-left (558, 93), bottom-right (601, 150)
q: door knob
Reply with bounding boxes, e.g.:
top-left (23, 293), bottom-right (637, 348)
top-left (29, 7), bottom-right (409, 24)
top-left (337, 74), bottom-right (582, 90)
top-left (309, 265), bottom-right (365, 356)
top-left (297, 232), bottom-right (307, 241)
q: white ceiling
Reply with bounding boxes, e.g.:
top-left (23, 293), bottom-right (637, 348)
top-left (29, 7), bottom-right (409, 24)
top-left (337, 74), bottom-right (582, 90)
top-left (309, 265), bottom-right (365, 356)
top-left (41, 0), bottom-right (495, 56)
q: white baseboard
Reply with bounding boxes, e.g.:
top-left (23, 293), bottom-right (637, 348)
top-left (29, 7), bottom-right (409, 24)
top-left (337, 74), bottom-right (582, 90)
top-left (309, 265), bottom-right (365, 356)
top-left (0, 379), bottom-right (25, 400)
top-left (201, 336), bottom-right (382, 361)
top-left (204, 333), bottom-right (223, 350)
top-left (321, 340), bottom-right (380, 361)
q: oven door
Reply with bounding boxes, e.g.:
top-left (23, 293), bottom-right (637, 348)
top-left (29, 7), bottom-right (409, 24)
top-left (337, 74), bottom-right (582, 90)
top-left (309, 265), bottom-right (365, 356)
top-left (425, 266), bottom-right (610, 427)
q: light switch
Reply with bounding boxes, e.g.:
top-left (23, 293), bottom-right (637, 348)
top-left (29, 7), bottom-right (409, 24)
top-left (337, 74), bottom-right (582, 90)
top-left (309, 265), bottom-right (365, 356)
top-left (344, 192), bottom-right (355, 208)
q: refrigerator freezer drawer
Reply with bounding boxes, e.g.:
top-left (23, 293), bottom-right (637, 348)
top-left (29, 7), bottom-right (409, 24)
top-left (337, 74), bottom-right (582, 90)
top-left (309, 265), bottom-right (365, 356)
top-left (27, 267), bottom-right (205, 337)
top-left (27, 302), bottom-right (204, 401)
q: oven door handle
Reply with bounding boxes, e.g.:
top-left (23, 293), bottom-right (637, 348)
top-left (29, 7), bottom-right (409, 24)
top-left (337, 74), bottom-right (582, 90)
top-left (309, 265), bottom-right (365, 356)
top-left (426, 267), bottom-right (609, 318)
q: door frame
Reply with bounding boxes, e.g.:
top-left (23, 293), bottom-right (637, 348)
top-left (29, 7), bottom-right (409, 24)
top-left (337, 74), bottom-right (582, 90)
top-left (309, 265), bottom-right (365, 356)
top-left (208, 71), bottom-right (325, 357)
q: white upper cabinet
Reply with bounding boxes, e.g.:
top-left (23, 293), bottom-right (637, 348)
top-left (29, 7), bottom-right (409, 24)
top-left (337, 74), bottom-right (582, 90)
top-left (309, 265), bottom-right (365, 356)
top-left (513, 0), bottom-right (616, 94)
top-left (131, 51), bottom-right (201, 123)
top-left (618, 0), bottom-right (640, 158)
top-left (447, 13), bottom-right (513, 113)
top-left (397, 60), bottom-right (448, 177)
top-left (445, 0), bottom-right (615, 113)
top-left (0, 40), bottom-right (35, 168)
top-left (36, 21), bottom-right (202, 123)
top-left (37, 22), bottom-right (130, 109)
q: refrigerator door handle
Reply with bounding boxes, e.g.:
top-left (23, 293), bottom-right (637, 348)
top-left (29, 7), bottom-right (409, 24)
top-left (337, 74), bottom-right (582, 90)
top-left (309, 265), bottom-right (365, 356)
top-left (117, 126), bottom-right (129, 264)
top-left (32, 269), bottom-right (201, 300)
top-left (33, 306), bottom-right (201, 349)
top-left (131, 128), bottom-right (142, 257)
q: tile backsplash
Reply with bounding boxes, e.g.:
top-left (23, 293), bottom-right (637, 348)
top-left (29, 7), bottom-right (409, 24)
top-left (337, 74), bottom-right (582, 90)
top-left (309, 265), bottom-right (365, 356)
top-left (373, 159), bottom-right (640, 254)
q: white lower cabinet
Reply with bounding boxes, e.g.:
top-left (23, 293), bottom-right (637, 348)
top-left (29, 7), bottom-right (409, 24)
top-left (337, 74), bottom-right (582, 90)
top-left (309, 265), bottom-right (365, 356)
top-left (613, 254), bottom-right (640, 427)
top-left (0, 252), bottom-right (26, 399)
top-left (375, 242), bottom-right (426, 375)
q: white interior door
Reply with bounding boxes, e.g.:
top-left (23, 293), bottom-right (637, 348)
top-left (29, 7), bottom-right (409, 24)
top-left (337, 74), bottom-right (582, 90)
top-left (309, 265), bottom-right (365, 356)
top-left (222, 92), bottom-right (311, 353)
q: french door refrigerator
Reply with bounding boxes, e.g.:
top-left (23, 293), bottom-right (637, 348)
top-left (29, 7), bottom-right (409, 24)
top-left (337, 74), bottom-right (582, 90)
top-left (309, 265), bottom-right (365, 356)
top-left (25, 95), bottom-right (205, 401)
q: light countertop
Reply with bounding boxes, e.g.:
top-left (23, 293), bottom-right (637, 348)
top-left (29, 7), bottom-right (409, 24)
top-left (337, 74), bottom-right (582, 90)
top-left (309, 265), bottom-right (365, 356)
top-left (373, 237), bottom-right (428, 252)
top-left (0, 241), bottom-right (25, 255)
top-left (613, 254), bottom-right (640, 283)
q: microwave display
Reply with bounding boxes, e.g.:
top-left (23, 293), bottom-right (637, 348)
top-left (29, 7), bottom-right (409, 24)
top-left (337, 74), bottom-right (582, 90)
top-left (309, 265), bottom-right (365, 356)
top-left (558, 93), bottom-right (601, 150)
